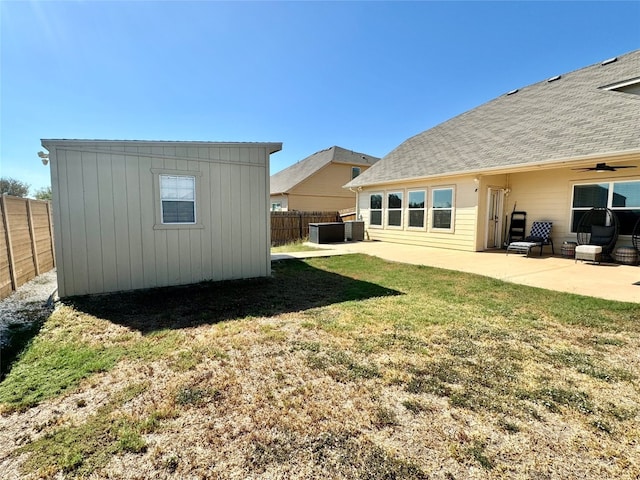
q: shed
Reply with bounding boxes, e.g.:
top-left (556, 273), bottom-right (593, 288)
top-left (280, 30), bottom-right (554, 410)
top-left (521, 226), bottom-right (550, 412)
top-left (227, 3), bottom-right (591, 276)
top-left (42, 139), bottom-right (282, 298)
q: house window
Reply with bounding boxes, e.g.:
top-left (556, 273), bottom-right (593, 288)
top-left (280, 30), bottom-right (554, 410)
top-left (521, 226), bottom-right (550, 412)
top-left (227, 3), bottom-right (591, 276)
top-left (160, 175), bottom-right (196, 224)
top-left (271, 202), bottom-right (282, 212)
top-left (351, 167), bottom-right (361, 180)
top-left (571, 181), bottom-right (640, 234)
top-left (432, 187), bottom-right (454, 230)
top-left (370, 193), bottom-right (382, 226)
top-left (387, 192), bottom-right (403, 227)
top-left (407, 190), bottom-right (426, 228)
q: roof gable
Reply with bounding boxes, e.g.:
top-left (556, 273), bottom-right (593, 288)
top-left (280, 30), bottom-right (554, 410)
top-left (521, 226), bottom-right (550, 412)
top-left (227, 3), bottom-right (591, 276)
top-left (270, 146), bottom-right (379, 194)
top-left (348, 50), bottom-right (640, 187)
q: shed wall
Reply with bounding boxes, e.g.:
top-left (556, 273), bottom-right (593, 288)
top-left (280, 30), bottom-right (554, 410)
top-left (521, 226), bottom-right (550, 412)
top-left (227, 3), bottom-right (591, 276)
top-left (48, 142), bottom-right (272, 297)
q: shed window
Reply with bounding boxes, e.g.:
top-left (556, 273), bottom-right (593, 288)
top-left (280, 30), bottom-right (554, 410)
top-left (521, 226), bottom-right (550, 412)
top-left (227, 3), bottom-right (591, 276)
top-left (160, 175), bottom-right (196, 224)
top-left (432, 188), bottom-right (454, 230)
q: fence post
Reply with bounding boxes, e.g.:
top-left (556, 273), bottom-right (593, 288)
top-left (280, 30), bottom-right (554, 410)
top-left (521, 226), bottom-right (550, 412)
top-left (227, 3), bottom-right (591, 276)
top-left (299, 212), bottom-right (303, 241)
top-left (26, 199), bottom-right (41, 276)
top-left (0, 195), bottom-right (17, 291)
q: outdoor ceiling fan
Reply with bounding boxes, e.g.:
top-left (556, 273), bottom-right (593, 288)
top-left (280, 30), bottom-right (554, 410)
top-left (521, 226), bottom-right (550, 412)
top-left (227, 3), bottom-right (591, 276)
top-left (572, 162), bottom-right (637, 172)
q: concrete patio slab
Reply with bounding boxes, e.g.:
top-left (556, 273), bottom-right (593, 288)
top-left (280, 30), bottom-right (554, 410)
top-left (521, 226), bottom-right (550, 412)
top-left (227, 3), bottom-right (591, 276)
top-left (272, 241), bottom-right (640, 303)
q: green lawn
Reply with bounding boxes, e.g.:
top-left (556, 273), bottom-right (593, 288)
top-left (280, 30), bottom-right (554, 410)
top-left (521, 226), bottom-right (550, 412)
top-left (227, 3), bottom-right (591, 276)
top-left (1, 254), bottom-right (638, 479)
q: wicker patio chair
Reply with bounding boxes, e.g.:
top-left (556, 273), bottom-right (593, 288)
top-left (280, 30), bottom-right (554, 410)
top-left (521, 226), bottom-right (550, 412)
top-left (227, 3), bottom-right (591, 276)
top-left (575, 207), bottom-right (619, 261)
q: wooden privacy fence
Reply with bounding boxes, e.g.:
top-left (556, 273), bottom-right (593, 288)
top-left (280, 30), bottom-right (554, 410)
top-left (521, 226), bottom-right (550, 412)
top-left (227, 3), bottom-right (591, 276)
top-left (0, 195), bottom-right (55, 300)
top-left (271, 211), bottom-right (341, 246)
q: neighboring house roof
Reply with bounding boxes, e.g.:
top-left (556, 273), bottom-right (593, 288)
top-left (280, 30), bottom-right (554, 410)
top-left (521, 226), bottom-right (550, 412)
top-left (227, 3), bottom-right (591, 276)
top-left (271, 146), bottom-right (380, 194)
top-left (348, 50), bottom-right (640, 188)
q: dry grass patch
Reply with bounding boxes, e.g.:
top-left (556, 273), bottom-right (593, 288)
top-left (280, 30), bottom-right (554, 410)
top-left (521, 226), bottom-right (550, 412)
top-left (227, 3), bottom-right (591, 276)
top-left (0, 254), bottom-right (638, 479)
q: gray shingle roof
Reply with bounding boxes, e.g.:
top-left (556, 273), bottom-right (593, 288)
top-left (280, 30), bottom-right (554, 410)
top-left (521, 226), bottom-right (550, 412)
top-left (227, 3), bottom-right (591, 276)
top-left (348, 50), bottom-right (640, 188)
top-left (270, 146), bottom-right (380, 194)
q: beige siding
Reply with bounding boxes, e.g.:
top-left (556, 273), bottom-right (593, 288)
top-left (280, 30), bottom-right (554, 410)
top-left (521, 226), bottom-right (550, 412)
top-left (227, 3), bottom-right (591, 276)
top-left (287, 163), bottom-right (369, 211)
top-left (358, 177), bottom-right (479, 251)
top-left (356, 155), bottom-right (640, 253)
top-left (46, 141), bottom-right (277, 297)
top-left (269, 194), bottom-right (288, 211)
top-left (504, 159), bottom-right (640, 247)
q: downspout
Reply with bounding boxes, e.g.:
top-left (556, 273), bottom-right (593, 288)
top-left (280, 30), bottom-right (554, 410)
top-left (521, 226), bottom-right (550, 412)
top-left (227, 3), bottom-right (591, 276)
top-left (349, 187), bottom-right (361, 220)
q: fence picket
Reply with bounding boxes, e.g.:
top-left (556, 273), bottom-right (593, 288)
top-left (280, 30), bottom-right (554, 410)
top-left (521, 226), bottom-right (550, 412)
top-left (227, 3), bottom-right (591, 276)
top-left (0, 195), bottom-right (55, 300)
top-left (271, 211), bottom-right (341, 246)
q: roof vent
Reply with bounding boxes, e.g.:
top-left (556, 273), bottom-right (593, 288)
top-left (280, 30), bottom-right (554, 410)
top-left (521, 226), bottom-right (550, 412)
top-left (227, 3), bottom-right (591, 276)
top-left (506, 89), bottom-right (519, 96)
top-left (547, 75), bottom-right (561, 83)
top-left (601, 57), bottom-right (618, 66)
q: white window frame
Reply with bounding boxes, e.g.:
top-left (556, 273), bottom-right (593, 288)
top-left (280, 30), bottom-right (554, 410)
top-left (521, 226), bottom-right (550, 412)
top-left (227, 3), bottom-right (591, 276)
top-left (369, 192), bottom-right (383, 227)
top-left (386, 191), bottom-right (404, 228)
top-left (571, 180), bottom-right (640, 235)
top-left (407, 189), bottom-right (427, 230)
top-left (351, 166), bottom-right (361, 180)
top-left (430, 186), bottom-right (455, 232)
top-left (271, 202), bottom-right (282, 212)
top-left (152, 169), bottom-right (203, 230)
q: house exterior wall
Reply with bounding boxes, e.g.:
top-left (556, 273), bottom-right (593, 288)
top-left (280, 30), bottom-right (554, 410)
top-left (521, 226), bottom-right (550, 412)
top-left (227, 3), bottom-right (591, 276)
top-left (357, 176), bottom-right (479, 251)
top-left (270, 194), bottom-right (288, 211)
top-left (44, 140), bottom-right (279, 298)
top-left (356, 156), bottom-right (640, 252)
top-left (503, 159), bottom-right (640, 247)
top-left (286, 163), bottom-right (369, 212)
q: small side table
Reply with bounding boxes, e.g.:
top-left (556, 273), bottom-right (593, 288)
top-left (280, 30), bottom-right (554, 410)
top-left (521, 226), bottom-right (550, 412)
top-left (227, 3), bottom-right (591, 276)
top-left (614, 246), bottom-right (638, 265)
top-left (561, 241), bottom-right (577, 258)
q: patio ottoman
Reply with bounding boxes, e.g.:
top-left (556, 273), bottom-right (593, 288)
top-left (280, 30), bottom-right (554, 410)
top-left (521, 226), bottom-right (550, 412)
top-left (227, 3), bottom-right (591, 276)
top-left (575, 245), bottom-right (602, 264)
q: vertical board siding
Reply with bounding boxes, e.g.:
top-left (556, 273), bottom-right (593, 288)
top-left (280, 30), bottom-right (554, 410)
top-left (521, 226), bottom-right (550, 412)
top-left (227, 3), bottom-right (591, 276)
top-left (82, 151), bottom-right (104, 294)
top-left (56, 149), bottom-right (74, 297)
top-left (48, 141), bottom-right (272, 297)
top-left (67, 150), bottom-right (90, 295)
top-left (138, 154), bottom-right (157, 288)
top-left (97, 153), bottom-right (118, 294)
top-left (125, 155), bottom-right (144, 290)
top-left (209, 162), bottom-right (223, 281)
top-left (219, 162), bottom-right (233, 280)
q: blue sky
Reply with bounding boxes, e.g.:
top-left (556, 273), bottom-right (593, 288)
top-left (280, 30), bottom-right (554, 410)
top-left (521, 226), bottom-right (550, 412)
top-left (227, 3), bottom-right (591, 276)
top-left (1, 1), bottom-right (639, 194)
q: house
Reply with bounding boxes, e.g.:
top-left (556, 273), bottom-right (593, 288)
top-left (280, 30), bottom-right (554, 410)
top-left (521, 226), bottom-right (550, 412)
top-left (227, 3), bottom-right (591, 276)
top-left (346, 50), bottom-right (640, 252)
top-left (42, 139), bottom-right (282, 297)
top-left (270, 146), bottom-right (379, 212)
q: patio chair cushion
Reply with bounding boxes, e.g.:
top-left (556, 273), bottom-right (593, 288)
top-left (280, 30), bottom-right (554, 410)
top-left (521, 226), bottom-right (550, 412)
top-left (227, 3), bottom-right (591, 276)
top-left (590, 225), bottom-right (615, 246)
top-left (524, 235), bottom-right (544, 243)
top-left (506, 241), bottom-right (539, 256)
